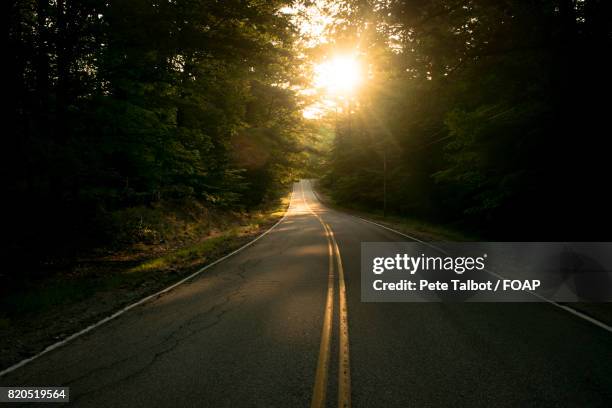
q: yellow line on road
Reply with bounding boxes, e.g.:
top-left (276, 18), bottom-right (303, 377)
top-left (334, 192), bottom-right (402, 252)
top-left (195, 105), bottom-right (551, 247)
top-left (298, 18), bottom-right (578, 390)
top-left (302, 182), bottom-right (351, 408)
top-left (328, 226), bottom-right (351, 408)
top-left (305, 185), bottom-right (335, 408)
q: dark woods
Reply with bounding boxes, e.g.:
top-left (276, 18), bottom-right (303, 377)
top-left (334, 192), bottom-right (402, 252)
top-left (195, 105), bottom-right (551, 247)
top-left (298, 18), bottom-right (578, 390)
top-left (5, 0), bottom-right (304, 268)
top-left (322, 0), bottom-right (612, 239)
top-left (4, 0), bottom-right (612, 276)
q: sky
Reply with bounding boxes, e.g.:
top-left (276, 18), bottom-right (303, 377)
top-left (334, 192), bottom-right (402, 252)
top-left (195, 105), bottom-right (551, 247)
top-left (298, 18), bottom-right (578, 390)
top-left (280, 1), bottom-right (363, 120)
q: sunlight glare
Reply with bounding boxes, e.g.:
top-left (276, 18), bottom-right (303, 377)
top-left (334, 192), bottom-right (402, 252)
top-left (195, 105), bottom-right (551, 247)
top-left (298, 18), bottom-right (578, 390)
top-left (314, 55), bottom-right (362, 96)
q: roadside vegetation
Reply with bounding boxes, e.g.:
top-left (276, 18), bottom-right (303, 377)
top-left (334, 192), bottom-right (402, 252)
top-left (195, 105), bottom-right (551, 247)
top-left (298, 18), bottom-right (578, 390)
top-left (5, 0), bottom-right (310, 285)
top-left (5, 0), bottom-right (310, 368)
top-left (314, 183), bottom-right (475, 242)
top-left (318, 0), bottom-right (611, 241)
top-left (0, 193), bottom-right (290, 369)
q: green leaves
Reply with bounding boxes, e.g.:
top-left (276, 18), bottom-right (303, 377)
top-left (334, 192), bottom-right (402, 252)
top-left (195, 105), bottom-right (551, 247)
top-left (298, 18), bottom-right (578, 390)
top-left (6, 0), bottom-right (303, 257)
top-left (321, 0), bottom-right (606, 237)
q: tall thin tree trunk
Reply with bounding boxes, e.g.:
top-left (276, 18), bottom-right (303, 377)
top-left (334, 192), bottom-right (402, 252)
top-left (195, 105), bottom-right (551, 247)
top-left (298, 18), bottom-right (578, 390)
top-left (56, 0), bottom-right (69, 142)
top-left (36, 0), bottom-right (50, 121)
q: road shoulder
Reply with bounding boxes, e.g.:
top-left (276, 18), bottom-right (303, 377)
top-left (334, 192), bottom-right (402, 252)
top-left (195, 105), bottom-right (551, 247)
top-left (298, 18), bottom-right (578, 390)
top-left (0, 193), bottom-right (291, 372)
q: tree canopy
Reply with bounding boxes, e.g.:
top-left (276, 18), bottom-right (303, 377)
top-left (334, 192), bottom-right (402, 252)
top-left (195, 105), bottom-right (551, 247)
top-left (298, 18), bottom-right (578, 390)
top-left (319, 0), bottom-right (611, 239)
top-left (6, 0), bottom-right (308, 259)
top-left (5, 0), bottom-right (611, 266)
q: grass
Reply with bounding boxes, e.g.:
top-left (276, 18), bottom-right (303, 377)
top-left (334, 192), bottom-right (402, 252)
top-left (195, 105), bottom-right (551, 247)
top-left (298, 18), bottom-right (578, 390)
top-left (358, 212), bottom-right (477, 242)
top-left (313, 184), bottom-right (476, 242)
top-left (1, 191), bottom-right (291, 368)
top-left (123, 193), bottom-right (290, 277)
top-left (128, 234), bottom-right (235, 273)
top-left (0, 192), bottom-right (290, 331)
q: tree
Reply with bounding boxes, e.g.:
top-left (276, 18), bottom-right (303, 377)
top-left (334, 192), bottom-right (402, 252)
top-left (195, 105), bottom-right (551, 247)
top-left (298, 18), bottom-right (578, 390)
top-left (4, 0), bottom-right (306, 270)
top-left (323, 0), bottom-right (612, 239)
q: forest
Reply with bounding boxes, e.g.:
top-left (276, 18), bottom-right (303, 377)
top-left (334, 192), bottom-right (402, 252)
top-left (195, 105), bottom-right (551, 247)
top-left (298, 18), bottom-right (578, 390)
top-left (3, 1), bottom-right (612, 401)
top-left (320, 0), bottom-right (611, 240)
top-left (6, 0), bottom-right (311, 274)
top-left (5, 0), bottom-right (612, 277)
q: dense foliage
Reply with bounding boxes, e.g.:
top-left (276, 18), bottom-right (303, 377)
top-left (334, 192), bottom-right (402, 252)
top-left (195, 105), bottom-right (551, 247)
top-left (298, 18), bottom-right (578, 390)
top-left (322, 0), bottom-right (611, 239)
top-left (6, 0), bottom-right (305, 262)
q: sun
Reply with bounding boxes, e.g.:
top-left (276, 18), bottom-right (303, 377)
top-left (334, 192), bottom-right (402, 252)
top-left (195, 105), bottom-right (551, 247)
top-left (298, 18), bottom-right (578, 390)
top-left (314, 55), bottom-right (362, 96)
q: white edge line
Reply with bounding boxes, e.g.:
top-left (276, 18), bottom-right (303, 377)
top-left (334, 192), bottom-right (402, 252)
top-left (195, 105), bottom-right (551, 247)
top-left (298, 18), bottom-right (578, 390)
top-left (355, 216), bottom-right (451, 255)
top-left (0, 190), bottom-right (295, 378)
top-left (310, 183), bottom-right (612, 334)
top-left (357, 216), bottom-right (612, 334)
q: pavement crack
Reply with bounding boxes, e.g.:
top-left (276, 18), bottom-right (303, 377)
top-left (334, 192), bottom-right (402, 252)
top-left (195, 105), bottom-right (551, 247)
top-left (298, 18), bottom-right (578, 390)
top-left (68, 277), bottom-right (250, 405)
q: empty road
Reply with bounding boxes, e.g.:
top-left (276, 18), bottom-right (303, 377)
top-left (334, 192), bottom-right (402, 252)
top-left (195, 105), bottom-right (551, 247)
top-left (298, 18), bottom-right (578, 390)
top-left (2, 180), bottom-right (611, 407)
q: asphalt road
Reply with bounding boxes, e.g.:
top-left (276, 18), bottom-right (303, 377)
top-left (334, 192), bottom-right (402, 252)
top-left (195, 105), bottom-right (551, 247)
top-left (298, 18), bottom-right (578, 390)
top-left (2, 180), bottom-right (611, 407)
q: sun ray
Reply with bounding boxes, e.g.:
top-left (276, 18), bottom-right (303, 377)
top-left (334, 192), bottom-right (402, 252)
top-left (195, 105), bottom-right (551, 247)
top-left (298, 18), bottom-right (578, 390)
top-left (314, 55), bottom-right (362, 96)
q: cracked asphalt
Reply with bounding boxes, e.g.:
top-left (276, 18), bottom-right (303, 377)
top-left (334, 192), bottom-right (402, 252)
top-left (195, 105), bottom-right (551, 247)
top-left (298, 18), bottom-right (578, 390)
top-left (2, 180), bottom-right (612, 407)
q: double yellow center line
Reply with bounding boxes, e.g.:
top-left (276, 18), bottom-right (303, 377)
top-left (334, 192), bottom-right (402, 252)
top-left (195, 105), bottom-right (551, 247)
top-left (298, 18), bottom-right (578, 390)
top-left (301, 183), bottom-right (351, 408)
